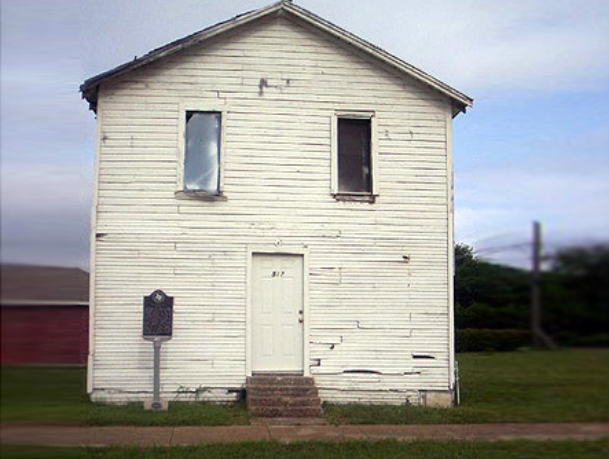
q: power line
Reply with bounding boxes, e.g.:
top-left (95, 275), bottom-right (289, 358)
top-left (474, 242), bottom-right (531, 256)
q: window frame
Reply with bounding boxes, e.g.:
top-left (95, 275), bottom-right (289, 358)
top-left (177, 102), bottom-right (227, 197)
top-left (331, 110), bottom-right (379, 199)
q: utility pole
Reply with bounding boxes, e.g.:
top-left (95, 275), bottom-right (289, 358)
top-left (531, 221), bottom-right (542, 347)
top-left (530, 221), bottom-right (557, 349)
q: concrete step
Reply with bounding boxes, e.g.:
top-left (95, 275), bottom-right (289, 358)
top-left (249, 406), bottom-right (323, 418)
top-left (247, 376), bottom-right (315, 387)
top-left (248, 395), bottom-right (322, 408)
top-left (247, 385), bottom-right (319, 397)
top-left (247, 375), bottom-right (323, 419)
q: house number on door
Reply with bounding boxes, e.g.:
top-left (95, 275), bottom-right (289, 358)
top-left (272, 270), bottom-right (285, 277)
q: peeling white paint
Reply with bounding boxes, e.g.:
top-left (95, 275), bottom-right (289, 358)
top-left (89, 13), bottom-right (456, 405)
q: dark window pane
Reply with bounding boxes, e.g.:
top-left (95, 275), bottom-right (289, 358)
top-left (338, 118), bottom-right (371, 193)
top-left (184, 111), bottom-right (221, 192)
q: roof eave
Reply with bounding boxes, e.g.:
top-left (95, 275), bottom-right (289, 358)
top-left (283, 1), bottom-right (472, 111)
top-left (80, 1), bottom-right (287, 111)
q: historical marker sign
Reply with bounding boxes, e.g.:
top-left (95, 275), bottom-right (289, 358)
top-left (143, 290), bottom-right (173, 338)
top-left (142, 290), bottom-right (173, 411)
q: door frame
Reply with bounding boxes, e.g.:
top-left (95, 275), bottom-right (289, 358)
top-left (246, 245), bottom-right (310, 377)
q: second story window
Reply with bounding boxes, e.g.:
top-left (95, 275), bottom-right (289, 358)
top-left (332, 111), bottom-right (377, 198)
top-left (183, 111), bottom-right (221, 193)
top-left (338, 117), bottom-right (372, 193)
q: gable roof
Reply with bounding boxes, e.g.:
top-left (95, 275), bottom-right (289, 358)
top-left (81, 0), bottom-right (473, 115)
top-left (1, 264), bottom-right (89, 306)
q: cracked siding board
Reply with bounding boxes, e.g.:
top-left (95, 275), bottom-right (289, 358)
top-left (91, 15), bottom-right (453, 403)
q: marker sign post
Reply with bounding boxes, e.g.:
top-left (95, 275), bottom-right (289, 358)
top-left (143, 289), bottom-right (173, 411)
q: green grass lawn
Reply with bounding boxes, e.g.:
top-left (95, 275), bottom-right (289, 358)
top-left (86, 401), bottom-right (249, 426)
top-left (3, 440), bottom-right (609, 459)
top-left (0, 446), bottom-right (82, 459)
top-left (0, 367), bottom-right (88, 424)
top-left (325, 348), bottom-right (609, 424)
top-left (0, 366), bottom-right (249, 426)
top-left (1, 349), bottom-right (608, 426)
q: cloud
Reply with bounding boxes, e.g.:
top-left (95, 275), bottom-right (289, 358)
top-left (80, 0), bottom-right (264, 76)
top-left (431, 0), bottom-right (609, 92)
top-left (78, 0), bottom-right (609, 93)
top-left (455, 128), bottom-right (609, 267)
top-left (0, 162), bottom-right (91, 268)
top-left (1, 1), bottom-right (93, 164)
top-left (330, 0), bottom-right (609, 93)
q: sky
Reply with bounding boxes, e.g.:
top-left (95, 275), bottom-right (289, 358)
top-left (1, 0), bottom-right (608, 269)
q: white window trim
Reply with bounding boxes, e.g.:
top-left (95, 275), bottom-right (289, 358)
top-left (331, 110), bottom-right (379, 197)
top-left (177, 101), bottom-right (227, 196)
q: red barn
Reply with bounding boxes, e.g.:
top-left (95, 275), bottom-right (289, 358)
top-left (1, 265), bottom-right (89, 365)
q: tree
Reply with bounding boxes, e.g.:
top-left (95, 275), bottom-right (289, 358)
top-left (454, 244), bottom-right (477, 309)
top-left (454, 243), bottom-right (529, 330)
top-left (544, 244), bottom-right (609, 344)
top-left (454, 241), bottom-right (609, 346)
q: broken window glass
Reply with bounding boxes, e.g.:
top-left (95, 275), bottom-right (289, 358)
top-left (337, 118), bottom-right (372, 194)
top-left (184, 111), bottom-right (221, 193)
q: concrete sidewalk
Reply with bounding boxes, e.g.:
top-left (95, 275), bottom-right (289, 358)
top-left (2, 423), bottom-right (609, 447)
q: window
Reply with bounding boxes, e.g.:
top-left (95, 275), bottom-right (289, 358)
top-left (183, 111), bottom-right (221, 193)
top-left (332, 112), bottom-right (377, 198)
top-left (338, 118), bottom-right (371, 193)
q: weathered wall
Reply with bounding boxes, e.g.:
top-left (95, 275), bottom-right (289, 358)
top-left (91, 15), bottom-right (453, 404)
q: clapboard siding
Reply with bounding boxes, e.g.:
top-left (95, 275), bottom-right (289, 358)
top-left (90, 15), bottom-right (454, 405)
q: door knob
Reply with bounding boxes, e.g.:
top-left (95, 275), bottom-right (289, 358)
top-left (298, 309), bottom-right (304, 323)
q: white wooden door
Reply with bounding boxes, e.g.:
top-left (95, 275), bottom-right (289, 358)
top-left (252, 254), bottom-right (304, 373)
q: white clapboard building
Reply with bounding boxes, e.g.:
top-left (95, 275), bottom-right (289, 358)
top-left (81, 0), bottom-right (472, 408)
